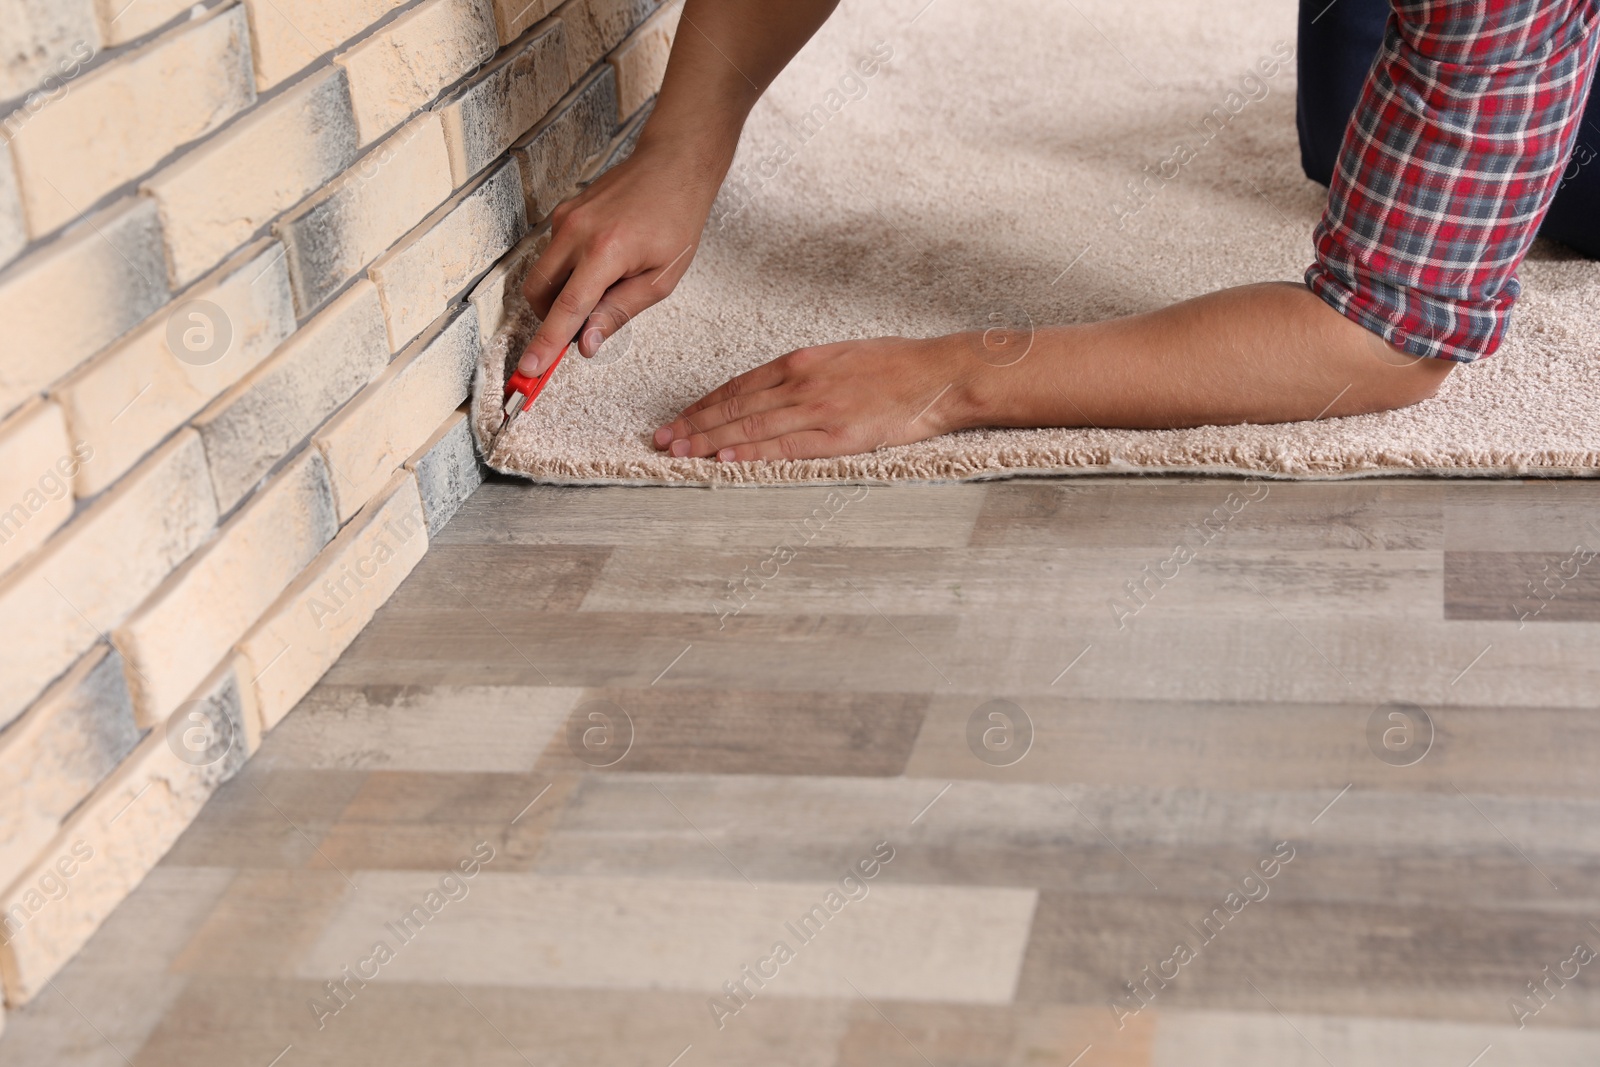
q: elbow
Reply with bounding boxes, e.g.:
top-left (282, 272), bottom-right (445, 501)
top-left (1380, 356), bottom-right (1455, 410)
top-left (1342, 326), bottom-right (1459, 415)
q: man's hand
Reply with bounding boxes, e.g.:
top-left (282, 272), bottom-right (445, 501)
top-left (652, 336), bottom-right (982, 461)
top-left (514, 0), bottom-right (843, 377)
top-left (517, 144), bottom-right (716, 375)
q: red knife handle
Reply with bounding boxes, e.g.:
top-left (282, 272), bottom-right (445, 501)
top-left (504, 346), bottom-right (566, 413)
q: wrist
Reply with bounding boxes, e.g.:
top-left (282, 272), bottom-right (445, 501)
top-left (634, 110), bottom-right (744, 197)
top-left (942, 329), bottom-right (1033, 431)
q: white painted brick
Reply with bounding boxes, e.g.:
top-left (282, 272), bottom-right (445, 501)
top-left (0, 400), bottom-right (81, 577)
top-left (315, 304), bottom-right (479, 522)
top-left (513, 65), bottom-right (615, 219)
top-left (7, 5), bottom-right (255, 236)
top-left (335, 0), bottom-right (498, 147)
top-left (371, 158), bottom-right (526, 350)
top-left (238, 470), bottom-right (427, 730)
top-left (113, 449), bottom-right (337, 727)
top-left (468, 220), bottom-right (549, 346)
top-left (240, 0), bottom-right (408, 91)
top-left (53, 240), bottom-right (296, 499)
top-left (91, 0), bottom-right (192, 47)
top-left (0, 138), bottom-right (24, 267)
top-left (275, 111), bottom-right (454, 314)
top-left (195, 279), bottom-right (390, 512)
top-left (435, 17), bottom-right (567, 185)
top-left (558, 0), bottom-right (656, 85)
top-left (0, 430), bottom-right (217, 730)
top-left (143, 67), bottom-right (360, 288)
top-left (606, 0), bottom-right (675, 122)
top-left (489, 0), bottom-right (562, 45)
top-left (0, 0), bottom-right (99, 102)
top-left (0, 196), bottom-right (169, 418)
top-left (0, 660), bottom-right (247, 1003)
top-left (0, 644), bottom-right (139, 892)
top-left (405, 409), bottom-right (482, 536)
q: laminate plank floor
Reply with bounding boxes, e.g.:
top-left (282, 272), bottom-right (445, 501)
top-left (4, 476), bottom-right (1599, 1066)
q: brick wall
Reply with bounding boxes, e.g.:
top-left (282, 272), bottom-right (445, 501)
top-left (0, 0), bottom-right (675, 1018)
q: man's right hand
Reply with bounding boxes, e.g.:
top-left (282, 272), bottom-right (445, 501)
top-left (515, 141), bottom-right (720, 376)
top-left (513, 0), bottom-right (843, 377)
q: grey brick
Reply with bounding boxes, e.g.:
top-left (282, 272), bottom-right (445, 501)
top-left (513, 64), bottom-right (617, 220)
top-left (274, 113), bottom-right (453, 316)
top-left (0, 643), bottom-right (141, 890)
top-left (560, 0), bottom-right (656, 85)
top-left (581, 95), bottom-right (652, 186)
top-left (436, 16), bottom-right (569, 185)
top-left (0, 196), bottom-right (169, 417)
top-left (405, 410), bottom-right (483, 536)
top-left (0, 0), bottom-right (99, 102)
top-left (143, 66), bottom-right (361, 288)
top-left (171, 658), bottom-right (250, 783)
top-left (195, 280), bottom-right (390, 512)
top-left (370, 157), bottom-right (528, 350)
top-left (0, 137), bottom-right (24, 267)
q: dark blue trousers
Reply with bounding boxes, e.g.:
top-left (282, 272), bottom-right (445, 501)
top-left (1296, 0), bottom-right (1600, 258)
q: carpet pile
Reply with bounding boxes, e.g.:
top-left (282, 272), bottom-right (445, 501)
top-left (473, 0), bottom-right (1600, 485)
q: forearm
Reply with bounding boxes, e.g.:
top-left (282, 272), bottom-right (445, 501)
top-left (961, 282), bottom-right (1455, 431)
top-left (635, 0), bottom-right (841, 185)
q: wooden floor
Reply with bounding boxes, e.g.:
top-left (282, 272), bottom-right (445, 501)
top-left (5, 475), bottom-right (1600, 1066)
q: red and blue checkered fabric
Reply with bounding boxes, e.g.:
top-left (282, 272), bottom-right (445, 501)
top-left (1306, 1), bottom-right (1600, 362)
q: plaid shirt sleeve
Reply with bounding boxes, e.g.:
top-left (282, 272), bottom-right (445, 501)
top-left (1306, 1), bottom-right (1600, 363)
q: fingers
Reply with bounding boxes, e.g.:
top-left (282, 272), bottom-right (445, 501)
top-left (655, 403), bottom-right (832, 459)
top-left (578, 274), bottom-right (666, 358)
top-left (707, 430), bottom-right (841, 463)
top-left (520, 218), bottom-right (576, 324)
top-left (517, 256), bottom-right (620, 374)
top-left (679, 360), bottom-right (790, 419)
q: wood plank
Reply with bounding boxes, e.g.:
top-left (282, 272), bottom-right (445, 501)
top-left (1442, 479), bottom-right (1600, 552)
top-left (298, 872), bottom-right (1038, 1003)
top-left (310, 771), bottom-right (580, 871)
top-left (0, 867), bottom-right (234, 1067)
top-left (324, 609), bottom-right (963, 691)
top-left (158, 766), bottom-right (368, 870)
top-left (1016, 890), bottom-right (1600, 1026)
top-left (903, 694), bottom-right (1600, 798)
top-left (531, 776), bottom-right (1600, 911)
top-left (534, 688), bottom-right (929, 777)
top-left (943, 613), bottom-right (1600, 707)
top-left (438, 479), bottom-right (985, 548)
top-left (253, 684), bottom-right (583, 772)
top-left (1445, 550), bottom-right (1600, 622)
top-left (833, 1001), bottom-right (1156, 1067)
top-left (1152, 1008), bottom-right (1600, 1066)
top-left (382, 544), bottom-right (612, 612)
top-left (578, 545), bottom-right (1443, 621)
top-left (134, 980), bottom-right (851, 1067)
top-left (169, 869), bottom-right (351, 978)
top-left (970, 480), bottom-right (1443, 551)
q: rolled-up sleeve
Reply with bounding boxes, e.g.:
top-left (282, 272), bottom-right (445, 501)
top-left (1306, 0), bottom-right (1600, 362)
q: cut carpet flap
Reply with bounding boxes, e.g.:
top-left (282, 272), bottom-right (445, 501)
top-left (471, 0), bottom-right (1600, 486)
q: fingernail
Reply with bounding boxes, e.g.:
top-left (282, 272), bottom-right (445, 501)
top-left (653, 426), bottom-right (673, 447)
top-left (670, 440), bottom-right (691, 457)
top-left (582, 327), bottom-right (604, 353)
top-left (717, 448), bottom-right (736, 462)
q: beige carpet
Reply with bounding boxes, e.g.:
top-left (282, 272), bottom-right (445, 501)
top-left (472, 0), bottom-right (1600, 485)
